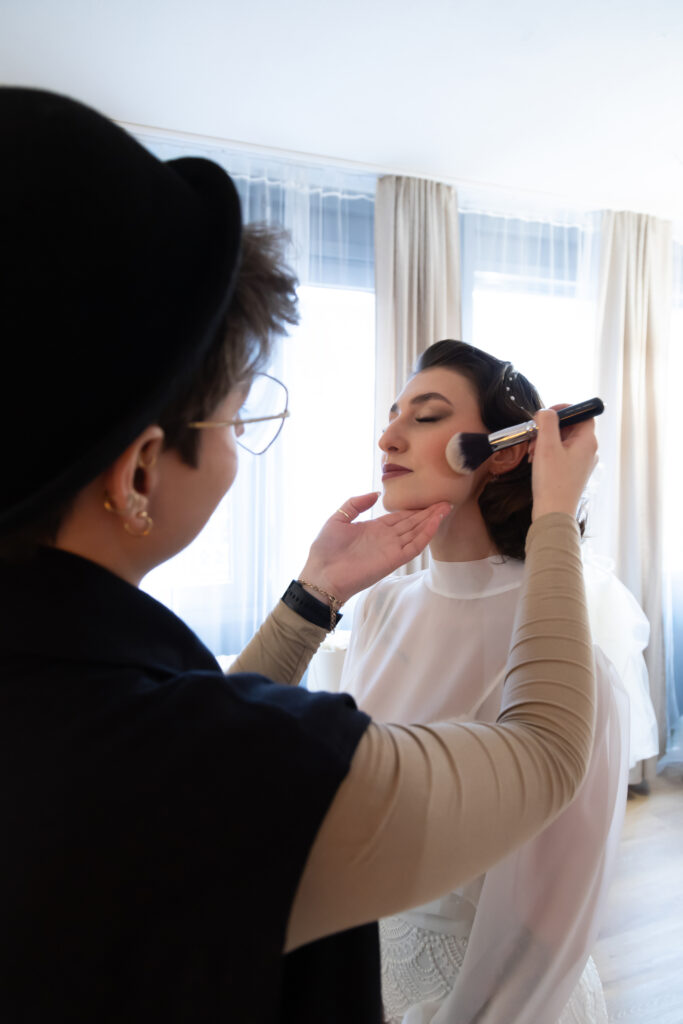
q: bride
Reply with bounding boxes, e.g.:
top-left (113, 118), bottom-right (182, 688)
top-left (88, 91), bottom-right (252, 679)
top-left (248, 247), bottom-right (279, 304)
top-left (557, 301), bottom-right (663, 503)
top-left (340, 340), bottom-right (631, 1023)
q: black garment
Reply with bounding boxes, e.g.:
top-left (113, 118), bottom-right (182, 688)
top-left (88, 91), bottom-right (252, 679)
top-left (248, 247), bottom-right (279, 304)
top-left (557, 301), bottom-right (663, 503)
top-left (0, 548), bottom-right (381, 1023)
top-left (0, 89), bottom-right (242, 532)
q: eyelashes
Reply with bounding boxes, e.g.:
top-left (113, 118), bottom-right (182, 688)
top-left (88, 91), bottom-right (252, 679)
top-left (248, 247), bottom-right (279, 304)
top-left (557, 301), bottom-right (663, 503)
top-left (382, 414), bottom-right (447, 432)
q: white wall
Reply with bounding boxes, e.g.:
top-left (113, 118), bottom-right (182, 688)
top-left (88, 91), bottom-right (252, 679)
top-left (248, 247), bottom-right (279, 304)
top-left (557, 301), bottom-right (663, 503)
top-left (2, 0), bottom-right (683, 218)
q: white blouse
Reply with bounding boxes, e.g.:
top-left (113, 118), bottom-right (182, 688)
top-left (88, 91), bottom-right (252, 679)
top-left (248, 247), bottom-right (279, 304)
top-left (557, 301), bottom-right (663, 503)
top-left (340, 553), bottom-right (630, 1024)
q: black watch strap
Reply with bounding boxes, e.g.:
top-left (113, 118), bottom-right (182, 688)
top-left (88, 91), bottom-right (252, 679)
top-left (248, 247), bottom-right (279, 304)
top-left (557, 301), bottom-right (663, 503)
top-left (281, 580), bottom-right (343, 630)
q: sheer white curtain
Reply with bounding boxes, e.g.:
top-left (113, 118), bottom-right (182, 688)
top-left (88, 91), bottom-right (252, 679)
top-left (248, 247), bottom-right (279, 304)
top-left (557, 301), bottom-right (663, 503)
top-left (660, 236), bottom-right (683, 772)
top-left (374, 175), bottom-right (461, 572)
top-left (374, 175), bottom-right (461, 446)
top-left (133, 131), bottom-right (377, 656)
top-left (458, 197), bottom-right (658, 772)
top-left (593, 212), bottom-right (672, 764)
top-left (459, 193), bottom-right (601, 404)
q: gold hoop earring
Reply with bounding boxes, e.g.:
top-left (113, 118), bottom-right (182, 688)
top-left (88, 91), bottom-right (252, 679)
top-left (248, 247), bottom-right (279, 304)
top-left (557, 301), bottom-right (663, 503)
top-left (123, 510), bottom-right (153, 537)
top-left (104, 492), bottom-right (154, 537)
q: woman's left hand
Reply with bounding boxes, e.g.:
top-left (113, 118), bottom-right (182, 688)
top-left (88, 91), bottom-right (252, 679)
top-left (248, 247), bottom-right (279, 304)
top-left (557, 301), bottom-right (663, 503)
top-left (299, 492), bottom-right (452, 606)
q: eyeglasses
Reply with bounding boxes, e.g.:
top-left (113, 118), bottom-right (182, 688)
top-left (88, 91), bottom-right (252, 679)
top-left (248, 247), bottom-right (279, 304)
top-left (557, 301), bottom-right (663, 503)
top-left (188, 373), bottom-right (290, 455)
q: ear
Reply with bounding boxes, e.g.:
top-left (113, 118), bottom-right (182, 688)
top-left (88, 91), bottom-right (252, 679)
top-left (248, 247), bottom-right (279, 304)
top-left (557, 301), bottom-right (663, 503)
top-left (101, 425), bottom-right (165, 514)
top-left (488, 441), bottom-right (528, 477)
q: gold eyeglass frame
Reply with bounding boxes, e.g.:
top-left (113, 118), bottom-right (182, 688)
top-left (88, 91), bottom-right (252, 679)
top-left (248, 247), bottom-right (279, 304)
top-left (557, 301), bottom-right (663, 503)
top-left (188, 373), bottom-right (290, 454)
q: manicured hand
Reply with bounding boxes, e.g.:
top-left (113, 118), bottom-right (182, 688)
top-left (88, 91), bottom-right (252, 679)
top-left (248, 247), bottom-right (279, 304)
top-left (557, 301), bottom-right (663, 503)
top-left (299, 491), bottom-right (452, 605)
top-left (529, 408), bottom-right (598, 520)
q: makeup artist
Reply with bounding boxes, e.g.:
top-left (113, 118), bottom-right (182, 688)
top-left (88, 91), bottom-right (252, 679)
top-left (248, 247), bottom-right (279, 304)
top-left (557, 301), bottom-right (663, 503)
top-left (0, 87), bottom-right (599, 1024)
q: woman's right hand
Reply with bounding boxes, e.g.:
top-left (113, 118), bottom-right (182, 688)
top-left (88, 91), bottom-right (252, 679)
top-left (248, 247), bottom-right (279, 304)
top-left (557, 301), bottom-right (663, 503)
top-left (529, 408), bottom-right (598, 521)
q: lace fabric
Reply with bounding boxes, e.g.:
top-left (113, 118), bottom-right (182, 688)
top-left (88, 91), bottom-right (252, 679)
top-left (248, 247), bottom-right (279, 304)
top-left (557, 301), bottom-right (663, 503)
top-left (381, 918), bottom-right (608, 1024)
top-left (381, 918), bottom-right (469, 1023)
top-left (557, 958), bottom-right (608, 1024)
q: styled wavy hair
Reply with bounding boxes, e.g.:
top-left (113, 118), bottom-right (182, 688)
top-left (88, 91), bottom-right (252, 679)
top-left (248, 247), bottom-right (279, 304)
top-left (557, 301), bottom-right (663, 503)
top-left (415, 339), bottom-right (544, 560)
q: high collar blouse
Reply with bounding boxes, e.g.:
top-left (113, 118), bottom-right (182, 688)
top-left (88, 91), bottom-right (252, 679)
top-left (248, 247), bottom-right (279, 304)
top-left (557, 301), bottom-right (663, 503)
top-left (341, 555), bottom-right (525, 725)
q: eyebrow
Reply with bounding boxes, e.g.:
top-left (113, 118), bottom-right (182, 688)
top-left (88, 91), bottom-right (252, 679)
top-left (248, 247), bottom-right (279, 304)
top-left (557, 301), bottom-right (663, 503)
top-left (389, 392), bottom-right (454, 414)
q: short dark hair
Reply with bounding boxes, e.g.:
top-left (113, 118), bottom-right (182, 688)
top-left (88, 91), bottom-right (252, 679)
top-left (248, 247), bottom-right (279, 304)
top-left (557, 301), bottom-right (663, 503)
top-left (0, 223), bottom-right (299, 559)
top-left (154, 223), bottom-right (299, 466)
top-left (416, 339), bottom-right (565, 561)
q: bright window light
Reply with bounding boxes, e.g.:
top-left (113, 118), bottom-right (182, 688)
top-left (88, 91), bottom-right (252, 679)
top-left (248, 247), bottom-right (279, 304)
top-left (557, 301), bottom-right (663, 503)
top-left (279, 285), bottom-right (376, 612)
top-left (142, 283), bottom-right (376, 650)
top-left (472, 288), bottom-right (597, 405)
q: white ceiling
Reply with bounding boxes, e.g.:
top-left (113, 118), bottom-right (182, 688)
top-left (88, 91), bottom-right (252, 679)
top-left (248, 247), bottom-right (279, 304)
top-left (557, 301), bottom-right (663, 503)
top-left (3, 0), bottom-right (683, 220)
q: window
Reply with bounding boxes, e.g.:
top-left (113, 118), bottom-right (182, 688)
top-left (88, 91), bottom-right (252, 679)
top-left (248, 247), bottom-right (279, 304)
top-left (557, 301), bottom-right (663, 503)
top-left (460, 208), bottom-right (601, 404)
top-left (666, 240), bottom-right (683, 721)
top-left (136, 132), bottom-right (376, 655)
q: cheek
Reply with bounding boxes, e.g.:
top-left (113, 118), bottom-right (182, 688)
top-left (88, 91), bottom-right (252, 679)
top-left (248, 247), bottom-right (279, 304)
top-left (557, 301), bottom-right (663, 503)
top-left (426, 431), bottom-right (465, 479)
top-left (428, 423), bottom-right (490, 491)
top-left (198, 431), bottom-right (240, 501)
top-left (215, 438), bottom-right (239, 492)
top-left (383, 445), bottom-right (486, 511)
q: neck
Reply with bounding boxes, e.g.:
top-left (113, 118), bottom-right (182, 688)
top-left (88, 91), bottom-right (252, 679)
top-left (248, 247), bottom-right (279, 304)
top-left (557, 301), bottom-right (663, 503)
top-left (53, 481), bottom-right (156, 587)
top-left (429, 500), bottom-right (498, 562)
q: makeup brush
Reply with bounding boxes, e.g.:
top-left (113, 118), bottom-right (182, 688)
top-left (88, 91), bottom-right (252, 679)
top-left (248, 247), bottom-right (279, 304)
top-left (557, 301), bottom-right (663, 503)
top-left (445, 397), bottom-right (604, 474)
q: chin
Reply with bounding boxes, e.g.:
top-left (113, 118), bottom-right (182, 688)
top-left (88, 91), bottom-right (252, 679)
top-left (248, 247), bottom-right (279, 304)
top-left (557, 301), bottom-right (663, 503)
top-left (382, 489), bottom-right (430, 513)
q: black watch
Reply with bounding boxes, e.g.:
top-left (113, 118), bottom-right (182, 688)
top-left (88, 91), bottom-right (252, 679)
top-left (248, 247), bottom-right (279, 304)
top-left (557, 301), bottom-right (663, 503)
top-left (281, 580), bottom-right (343, 630)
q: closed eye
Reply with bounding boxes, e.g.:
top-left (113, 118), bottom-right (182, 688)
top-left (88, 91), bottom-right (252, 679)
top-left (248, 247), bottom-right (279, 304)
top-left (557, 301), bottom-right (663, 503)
top-left (415, 416), bottom-right (442, 423)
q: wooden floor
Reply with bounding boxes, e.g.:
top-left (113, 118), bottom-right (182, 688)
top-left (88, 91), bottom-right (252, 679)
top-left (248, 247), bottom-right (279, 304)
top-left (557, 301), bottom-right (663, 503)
top-left (593, 768), bottom-right (683, 1024)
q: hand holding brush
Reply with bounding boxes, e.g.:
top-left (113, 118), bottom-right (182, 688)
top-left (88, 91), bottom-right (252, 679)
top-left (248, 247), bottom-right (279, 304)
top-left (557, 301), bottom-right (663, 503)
top-left (445, 397), bottom-right (604, 475)
top-left (529, 407), bottom-right (600, 520)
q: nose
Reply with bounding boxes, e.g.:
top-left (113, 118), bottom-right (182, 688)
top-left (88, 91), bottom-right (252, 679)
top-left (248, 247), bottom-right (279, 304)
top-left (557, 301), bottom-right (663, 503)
top-left (379, 418), bottom-right (407, 454)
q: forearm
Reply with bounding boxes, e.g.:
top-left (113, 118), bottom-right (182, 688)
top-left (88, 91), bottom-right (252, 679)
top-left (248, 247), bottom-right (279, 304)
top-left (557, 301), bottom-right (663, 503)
top-left (286, 513), bottom-right (596, 951)
top-left (228, 601), bottom-right (327, 686)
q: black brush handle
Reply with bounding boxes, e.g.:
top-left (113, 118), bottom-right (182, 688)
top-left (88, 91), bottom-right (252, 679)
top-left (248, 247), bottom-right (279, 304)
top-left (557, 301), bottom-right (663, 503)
top-left (557, 397), bottom-right (604, 427)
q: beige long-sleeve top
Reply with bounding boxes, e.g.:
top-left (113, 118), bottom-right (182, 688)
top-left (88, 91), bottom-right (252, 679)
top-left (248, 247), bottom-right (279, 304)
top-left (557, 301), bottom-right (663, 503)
top-left (230, 513), bottom-right (596, 953)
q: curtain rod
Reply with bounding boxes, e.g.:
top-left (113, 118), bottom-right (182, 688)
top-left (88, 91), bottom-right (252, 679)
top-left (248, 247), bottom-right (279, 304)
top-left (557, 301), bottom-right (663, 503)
top-left (119, 119), bottom-right (682, 225)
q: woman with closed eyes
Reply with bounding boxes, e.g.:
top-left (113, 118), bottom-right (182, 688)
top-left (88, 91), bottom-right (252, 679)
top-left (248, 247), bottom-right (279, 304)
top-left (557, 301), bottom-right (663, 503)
top-left (340, 340), bottom-right (631, 1024)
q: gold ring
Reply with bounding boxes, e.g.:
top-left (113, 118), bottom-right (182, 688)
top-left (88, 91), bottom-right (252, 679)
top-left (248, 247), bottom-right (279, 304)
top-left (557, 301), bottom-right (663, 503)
top-left (337, 507), bottom-right (352, 519)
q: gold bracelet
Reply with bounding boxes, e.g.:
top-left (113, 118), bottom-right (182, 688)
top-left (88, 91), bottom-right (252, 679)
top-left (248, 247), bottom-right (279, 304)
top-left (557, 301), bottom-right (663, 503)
top-left (297, 579), bottom-right (343, 632)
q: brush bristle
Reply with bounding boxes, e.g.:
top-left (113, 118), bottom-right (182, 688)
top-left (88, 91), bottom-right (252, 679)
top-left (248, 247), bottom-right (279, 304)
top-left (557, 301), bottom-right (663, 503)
top-left (445, 432), bottom-right (494, 474)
